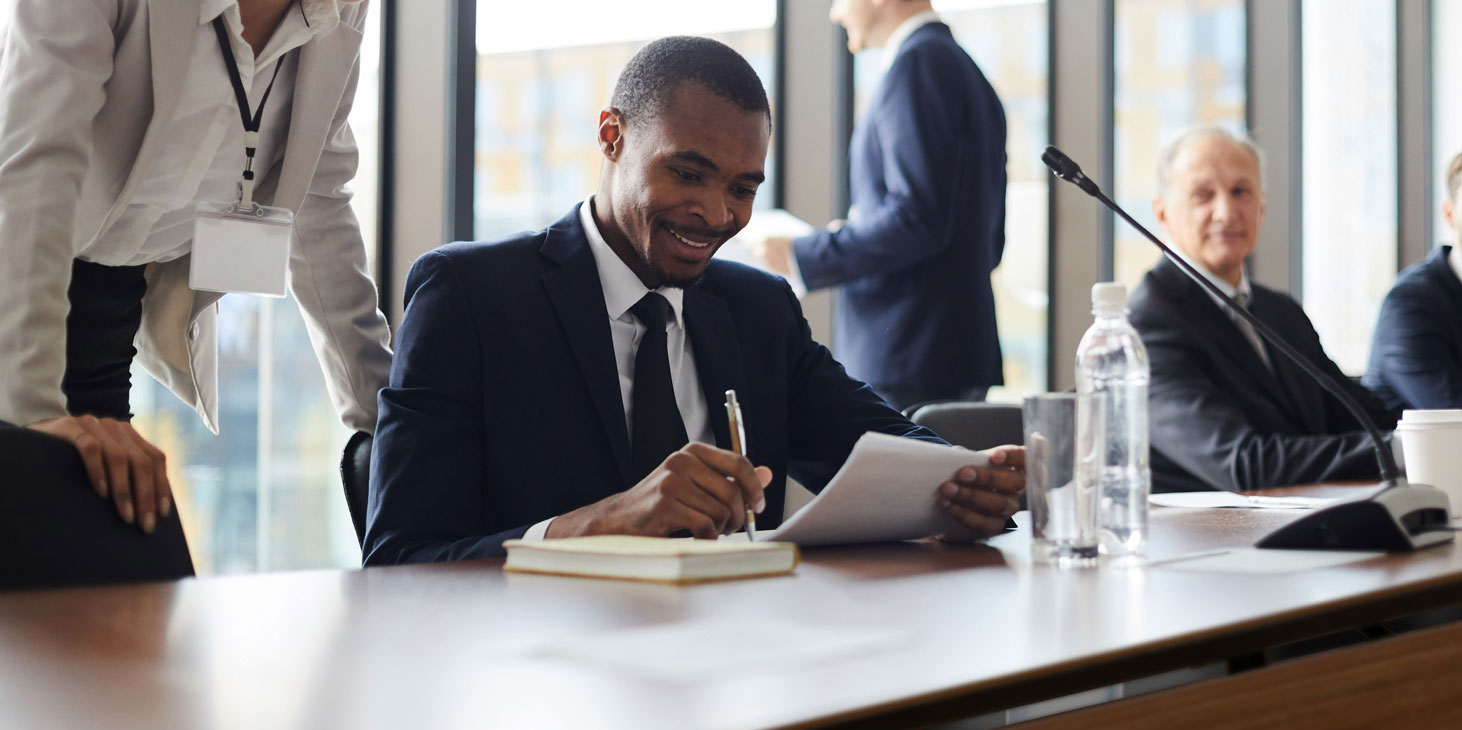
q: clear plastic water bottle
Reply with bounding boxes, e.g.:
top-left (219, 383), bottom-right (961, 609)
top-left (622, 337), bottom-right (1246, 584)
top-left (1075, 282), bottom-right (1151, 558)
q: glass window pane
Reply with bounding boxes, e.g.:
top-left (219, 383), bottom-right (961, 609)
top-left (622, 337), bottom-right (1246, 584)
top-left (1302, 0), bottom-right (1396, 375)
top-left (473, 2), bottom-right (778, 240)
top-left (852, 0), bottom-right (1051, 400)
top-left (1433, 1), bottom-right (1462, 250)
top-left (130, 2), bottom-right (383, 574)
top-left (1113, 0), bottom-right (1247, 290)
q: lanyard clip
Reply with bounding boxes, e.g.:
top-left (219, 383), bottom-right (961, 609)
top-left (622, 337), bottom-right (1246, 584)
top-left (237, 174), bottom-right (257, 213)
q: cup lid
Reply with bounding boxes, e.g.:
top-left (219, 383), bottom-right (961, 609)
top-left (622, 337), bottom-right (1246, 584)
top-left (1399, 409), bottom-right (1462, 426)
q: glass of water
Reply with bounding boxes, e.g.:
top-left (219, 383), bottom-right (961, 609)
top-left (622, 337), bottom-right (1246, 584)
top-left (1023, 392), bottom-right (1104, 565)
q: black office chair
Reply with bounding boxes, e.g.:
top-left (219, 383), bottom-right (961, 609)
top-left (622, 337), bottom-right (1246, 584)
top-left (340, 431), bottom-right (372, 547)
top-left (904, 400), bottom-right (1024, 452)
top-left (0, 423), bottom-right (194, 591)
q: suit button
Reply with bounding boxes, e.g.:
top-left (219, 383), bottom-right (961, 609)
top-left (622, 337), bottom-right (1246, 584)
top-left (189, 324), bottom-right (200, 340)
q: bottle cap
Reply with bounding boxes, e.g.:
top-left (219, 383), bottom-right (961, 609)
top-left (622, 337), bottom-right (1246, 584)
top-left (1092, 282), bottom-right (1128, 312)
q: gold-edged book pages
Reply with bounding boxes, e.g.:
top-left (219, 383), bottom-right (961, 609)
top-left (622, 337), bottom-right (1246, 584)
top-left (503, 535), bottom-right (800, 584)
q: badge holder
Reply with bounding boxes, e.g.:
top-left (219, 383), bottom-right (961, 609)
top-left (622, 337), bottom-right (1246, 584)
top-left (190, 193), bottom-right (294, 297)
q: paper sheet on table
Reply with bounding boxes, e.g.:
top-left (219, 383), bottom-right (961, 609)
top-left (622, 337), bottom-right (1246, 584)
top-left (758, 432), bottom-right (988, 546)
top-left (535, 616), bottom-right (905, 682)
top-left (718, 209), bottom-right (816, 275)
top-left (1149, 492), bottom-right (1335, 510)
top-left (1151, 548), bottom-right (1382, 574)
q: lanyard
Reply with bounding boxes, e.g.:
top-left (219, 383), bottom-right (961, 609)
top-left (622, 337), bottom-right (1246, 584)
top-left (212, 16), bottom-right (283, 212)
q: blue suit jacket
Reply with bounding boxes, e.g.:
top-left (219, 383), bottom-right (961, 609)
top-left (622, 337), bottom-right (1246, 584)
top-left (1131, 258), bottom-right (1398, 493)
top-left (363, 206), bottom-right (940, 565)
top-left (1363, 245), bottom-right (1462, 410)
top-left (794, 22), bottom-right (1007, 392)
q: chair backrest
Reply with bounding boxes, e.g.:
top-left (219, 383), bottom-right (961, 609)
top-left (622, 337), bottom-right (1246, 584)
top-left (0, 424), bottom-right (194, 591)
top-left (906, 401), bottom-right (1024, 452)
top-left (341, 431), bottom-right (372, 547)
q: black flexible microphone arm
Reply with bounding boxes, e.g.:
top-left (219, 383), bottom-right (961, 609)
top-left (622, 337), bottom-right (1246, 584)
top-left (1041, 145), bottom-right (1401, 486)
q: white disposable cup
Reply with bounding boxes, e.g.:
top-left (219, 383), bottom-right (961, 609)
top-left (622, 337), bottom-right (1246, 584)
top-left (1396, 409), bottom-right (1462, 518)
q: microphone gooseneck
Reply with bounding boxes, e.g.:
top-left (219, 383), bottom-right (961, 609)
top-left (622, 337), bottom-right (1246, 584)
top-left (1042, 145), bottom-right (1401, 487)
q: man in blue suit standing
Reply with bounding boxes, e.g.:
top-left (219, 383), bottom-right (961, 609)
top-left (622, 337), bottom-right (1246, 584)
top-left (1363, 151), bottom-right (1462, 410)
top-left (749, 0), bottom-right (1007, 410)
top-left (363, 37), bottom-right (1024, 565)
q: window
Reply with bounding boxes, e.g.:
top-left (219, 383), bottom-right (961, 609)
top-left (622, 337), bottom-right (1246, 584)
top-left (1301, 0), bottom-right (1396, 375)
top-left (852, 0), bottom-right (1051, 399)
top-left (129, 2), bottom-right (384, 573)
top-left (1433, 1), bottom-right (1462, 251)
top-left (473, 1), bottom-right (778, 240)
top-left (1113, 0), bottom-right (1246, 289)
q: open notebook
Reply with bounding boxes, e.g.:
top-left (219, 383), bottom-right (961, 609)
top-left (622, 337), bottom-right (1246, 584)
top-left (503, 535), bottom-right (799, 584)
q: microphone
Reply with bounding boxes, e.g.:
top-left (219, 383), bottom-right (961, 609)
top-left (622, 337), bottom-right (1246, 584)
top-left (1042, 145), bottom-right (1451, 552)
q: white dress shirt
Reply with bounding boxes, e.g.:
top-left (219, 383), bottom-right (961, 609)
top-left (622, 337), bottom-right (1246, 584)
top-left (523, 197), bottom-right (716, 539)
top-left (1450, 245), bottom-right (1462, 284)
top-left (84, 0), bottom-right (333, 266)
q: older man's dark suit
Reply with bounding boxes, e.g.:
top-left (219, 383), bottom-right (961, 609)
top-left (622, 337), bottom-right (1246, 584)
top-left (1363, 245), bottom-right (1462, 410)
top-left (1129, 257), bottom-right (1398, 493)
top-left (363, 206), bottom-right (938, 565)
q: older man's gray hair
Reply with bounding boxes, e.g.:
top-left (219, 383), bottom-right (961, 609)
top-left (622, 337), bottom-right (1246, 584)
top-left (1155, 125), bottom-right (1266, 196)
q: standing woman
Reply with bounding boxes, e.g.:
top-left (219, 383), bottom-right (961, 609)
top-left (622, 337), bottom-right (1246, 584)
top-left (0, 0), bottom-right (392, 534)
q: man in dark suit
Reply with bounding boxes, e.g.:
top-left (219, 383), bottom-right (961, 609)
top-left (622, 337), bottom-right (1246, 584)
top-left (1129, 126), bottom-right (1397, 493)
top-left (747, 0), bottom-right (1006, 411)
top-left (362, 37), bottom-right (1024, 565)
top-left (1363, 151), bottom-right (1462, 410)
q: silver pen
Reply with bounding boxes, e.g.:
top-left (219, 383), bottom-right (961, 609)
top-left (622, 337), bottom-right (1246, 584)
top-left (724, 389), bottom-right (757, 541)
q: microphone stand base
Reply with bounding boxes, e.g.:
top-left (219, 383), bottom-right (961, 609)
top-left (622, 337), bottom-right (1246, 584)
top-left (1255, 482), bottom-right (1454, 552)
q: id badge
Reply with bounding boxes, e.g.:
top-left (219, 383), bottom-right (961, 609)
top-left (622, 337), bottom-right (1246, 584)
top-left (190, 200), bottom-right (295, 297)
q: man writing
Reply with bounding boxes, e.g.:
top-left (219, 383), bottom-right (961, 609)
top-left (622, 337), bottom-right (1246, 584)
top-left (1129, 126), bottom-right (1397, 493)
top-left (363, 37), bottom-right (1022, 564)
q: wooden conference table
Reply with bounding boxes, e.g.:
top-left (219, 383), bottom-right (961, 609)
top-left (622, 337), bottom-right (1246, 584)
top-left (3, 484), bottom-right (1461, 730)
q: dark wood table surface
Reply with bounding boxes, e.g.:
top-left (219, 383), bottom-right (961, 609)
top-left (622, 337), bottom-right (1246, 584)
top-left (3, 484), bottom-right (1460, 730)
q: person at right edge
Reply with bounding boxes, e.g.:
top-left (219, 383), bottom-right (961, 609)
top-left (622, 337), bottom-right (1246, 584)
top-left (1362, 150), bottom-right (1462, 411)
top-left (1128, 126), bottom-right (1399, 493)
top-left (746, 0), bottom-right (1007, 412)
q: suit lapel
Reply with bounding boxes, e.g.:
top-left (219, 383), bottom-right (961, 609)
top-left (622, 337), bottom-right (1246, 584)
top-left (271, 20), bottom-right (362, 211)
top-left (683, 280), bottom-right (748, 452)
top-left (540, 209), bottom-right (634, 485)
top-left (1152, 258), bottom-right (1305, 420)
top-left (1250, 290), bottom-right (1327, 431)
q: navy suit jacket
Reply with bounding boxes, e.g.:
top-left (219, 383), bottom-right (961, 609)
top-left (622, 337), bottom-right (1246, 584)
top-left (793, 22), bottom-right (1007, 392)
top-left (363, 206), bottom-right (941, 565)
top-left (1130, 257), bottom-right (1398, 493)
top-left (1363, 245), bottom-right (1462, 410)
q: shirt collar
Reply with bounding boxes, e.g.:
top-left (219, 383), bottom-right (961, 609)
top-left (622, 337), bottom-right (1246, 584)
top-left (1448, 245), bottom-right (1462, 285)
top-left (201, 1), bottom-right (341, 49)
top-left (880, 10), bottom-right (941, 72)
top-left (580, 196), bottom-right (686, 329)
top-left (1169, 247), bottom-right (1253, 307)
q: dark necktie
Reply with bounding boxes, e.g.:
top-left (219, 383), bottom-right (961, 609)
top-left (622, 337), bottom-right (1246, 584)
top-left (1229, 291), bottom-right (1273, 373)
top-left (629, 293), bottom-right (689, 482)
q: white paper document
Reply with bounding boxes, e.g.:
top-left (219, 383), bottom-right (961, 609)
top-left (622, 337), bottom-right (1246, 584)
top-left (535, 616), bottom-right (905, 683)
top-left (1149, 492), bottom-right (1335, 510)
top-left (1150, 547), bottom-right (1382, 574)
top-left (757, 432), bottom-right (990, 546)
top-left (718, 209), bottom-right (816, 278)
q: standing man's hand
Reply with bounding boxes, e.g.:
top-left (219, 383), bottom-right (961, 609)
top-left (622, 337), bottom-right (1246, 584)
top-left (546, 443), bottom-right (772, 540)
top-left (747, 235), bottom-right (795, 277)
top-left (934, 445), bottom-right (1024, 542)
top-left (28, 416), bottom-right (173, 533)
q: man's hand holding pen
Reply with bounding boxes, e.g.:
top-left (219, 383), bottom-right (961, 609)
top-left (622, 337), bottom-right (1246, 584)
top-left (545, 442), bottom-right (771, 540)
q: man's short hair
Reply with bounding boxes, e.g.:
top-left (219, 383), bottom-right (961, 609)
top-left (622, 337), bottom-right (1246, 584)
top-left (1446, 152), bottom-right (1462, 203)
top-left (1156, 125), bottom-right (1267, 196)
top-left (609, 36), bottom-right (771, 128)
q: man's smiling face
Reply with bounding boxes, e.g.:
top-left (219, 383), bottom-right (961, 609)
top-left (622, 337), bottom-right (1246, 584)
top-left (597, 81), bottom-right (770, 289)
